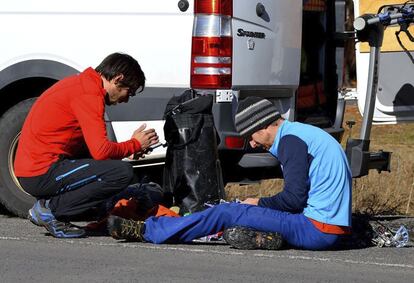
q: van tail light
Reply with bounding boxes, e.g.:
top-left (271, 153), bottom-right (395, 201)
top-left (225, 136), bottom-right (245, 149)
top-left (194, 0), bottom-right (232, 16)
top-left (191, 0), bottom-right (233, 89)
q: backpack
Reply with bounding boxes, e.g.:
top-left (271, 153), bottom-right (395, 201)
top-left (163, 89), bottom-right (224, 213)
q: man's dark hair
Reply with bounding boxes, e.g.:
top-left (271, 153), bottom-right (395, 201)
top-left (95, 53), bottom-right (146, 94)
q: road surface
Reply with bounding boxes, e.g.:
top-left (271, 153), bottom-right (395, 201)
top-left (1, 214), bottom-right (413, 282)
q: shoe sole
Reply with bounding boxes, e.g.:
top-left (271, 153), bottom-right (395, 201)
top-left (44, 225), bottom-right (86, 238)
top-left (107, 215), bottom-right (122, 239)
top-left (223, 226), bottom-right (283, 250)
top-left (107, 215), bottom-right (144, 241)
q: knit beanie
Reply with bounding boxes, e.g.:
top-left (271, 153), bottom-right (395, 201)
top-left (234, 97), bottom-right (281, 138)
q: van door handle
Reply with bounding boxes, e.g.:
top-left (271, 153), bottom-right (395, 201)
top-left (256, 3), bottom-right (266, 17)
top-left (178, 0), bottom-right (189, 12)
top-left (256, 3), bottom-right (270, 22)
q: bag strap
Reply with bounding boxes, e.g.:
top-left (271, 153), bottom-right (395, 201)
top-left (171, 114), bottom-right (204, 149)
top-left (164, 89), bottom-right (197, 118)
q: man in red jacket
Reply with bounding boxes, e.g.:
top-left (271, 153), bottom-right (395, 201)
top-left (14, 53), bottom-right (159, 238)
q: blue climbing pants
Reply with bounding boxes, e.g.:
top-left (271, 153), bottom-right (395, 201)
top-left (144, 203), bottom-right (340, 250)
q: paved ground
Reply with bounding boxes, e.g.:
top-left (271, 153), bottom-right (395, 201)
top-left (1, 214), bottom-right (414, 282)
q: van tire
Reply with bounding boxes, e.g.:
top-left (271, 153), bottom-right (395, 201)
top-left (0, 98), bottom-right (37, 218)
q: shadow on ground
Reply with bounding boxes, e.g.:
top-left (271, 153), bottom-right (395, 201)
top-left (0, 204), bottom-right (13, 217)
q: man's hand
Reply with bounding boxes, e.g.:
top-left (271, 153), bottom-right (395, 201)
top-left (128, 151), bottom-right (146, 160)
top-left (241, 198), bottom-right (259, 205)
top-left (132, 123), bottom-right (159, 153)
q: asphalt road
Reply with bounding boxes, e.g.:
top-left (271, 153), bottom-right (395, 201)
top-left (1, 214), bottom-right (414, 283)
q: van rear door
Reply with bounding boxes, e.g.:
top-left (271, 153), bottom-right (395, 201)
top-left (232, 0), bottom-right (302, 89)
top-left (354, 0), bottom-right (414, 123)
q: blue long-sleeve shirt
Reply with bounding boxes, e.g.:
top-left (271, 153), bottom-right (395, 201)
top-left (258, 121), bottom-right (352, 227)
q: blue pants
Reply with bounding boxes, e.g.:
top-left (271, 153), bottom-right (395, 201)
top-left (144, 203), bottom-right (339, 250)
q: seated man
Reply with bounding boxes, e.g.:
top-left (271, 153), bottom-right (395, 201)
top-left (108, 97), bottom-right (352, 250)
top-left (15, 53), bottom-right (159, 238)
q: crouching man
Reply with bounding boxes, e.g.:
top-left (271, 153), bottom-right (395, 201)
top-left (108, 97), bottom-right (352, 250)
top-left (15, 53), bottom-right (159, 238)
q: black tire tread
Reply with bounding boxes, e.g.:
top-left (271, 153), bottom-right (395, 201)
top-left (0, 98), bottom-right (37, 217)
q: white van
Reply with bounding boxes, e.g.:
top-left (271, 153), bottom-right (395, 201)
top-left (0, 0), bottom-right (412, 217)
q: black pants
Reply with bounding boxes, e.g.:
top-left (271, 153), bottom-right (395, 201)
top-left (19, 158), bottom-right (133, 220)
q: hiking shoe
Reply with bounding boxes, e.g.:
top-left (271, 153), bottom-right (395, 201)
top-left (28, 199), bottom-right (54, 226)
top-left (28, 199), bottom-right (85, 238)
top-left (223, 226), bottom-right (284, 250)
top-left (107, 215), bottom-right (145, 241)
top-left (44, 220), bottom-right (86, 238)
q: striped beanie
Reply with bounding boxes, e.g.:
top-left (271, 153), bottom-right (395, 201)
top-left (235, 97), bottom-right (281, 138)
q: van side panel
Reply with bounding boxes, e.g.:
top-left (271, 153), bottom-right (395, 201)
top-left (0, 0), bottom-right (194, 88)
top-left (232, 0), bottom-right (302, 88)
top-left (0, 1), bottom-right (195, 158)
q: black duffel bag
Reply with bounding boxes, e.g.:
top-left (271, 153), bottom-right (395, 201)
top-left (163, 89), bottom-right (224, 213)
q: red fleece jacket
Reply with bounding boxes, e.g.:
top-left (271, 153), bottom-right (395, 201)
top-left (14, 68), bottom-right (141, 177)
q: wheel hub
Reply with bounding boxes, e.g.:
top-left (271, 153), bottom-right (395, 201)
top-left (7, 132), bottom-right (30, 195)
